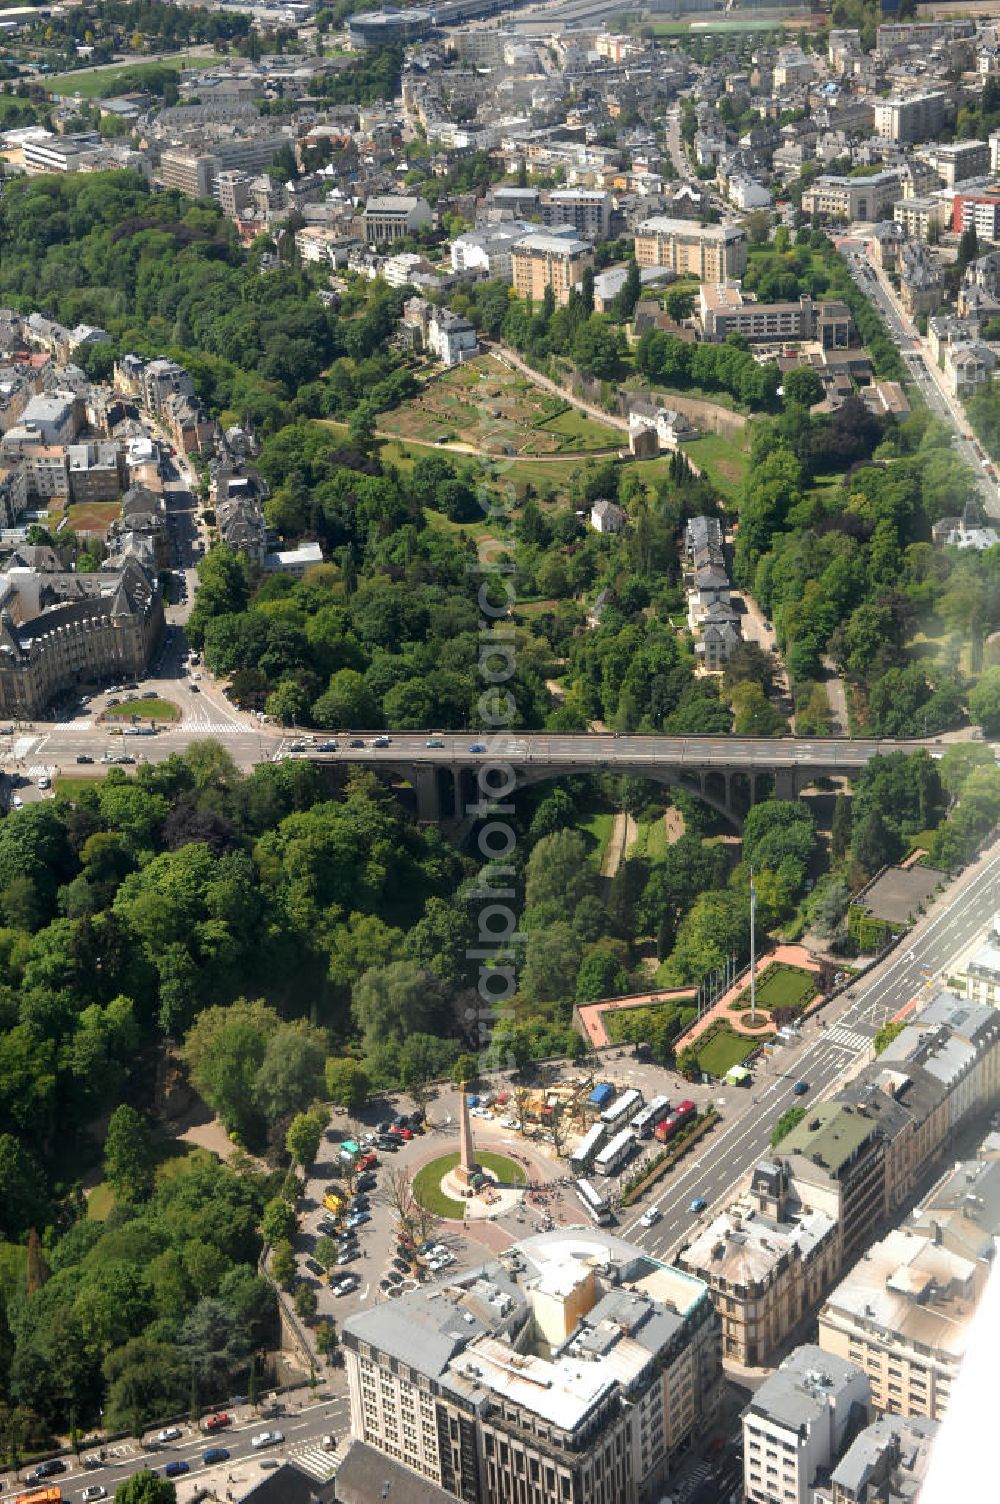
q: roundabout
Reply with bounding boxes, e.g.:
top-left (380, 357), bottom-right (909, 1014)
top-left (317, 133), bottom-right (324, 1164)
top-left (412, 1149), bottom-right (527, 1220)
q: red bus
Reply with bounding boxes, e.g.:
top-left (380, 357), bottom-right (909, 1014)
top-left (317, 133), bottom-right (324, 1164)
top-left (654, 1100), bottom-right (696, 1144)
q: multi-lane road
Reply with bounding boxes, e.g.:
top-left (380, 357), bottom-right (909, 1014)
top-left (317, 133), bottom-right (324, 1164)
top-left (621, 836), bottom-right (1000, 1260)
top-left (0, 1390), bottom-right (350, 1504)
top-left (838, 237), bottom-right (1000, 519)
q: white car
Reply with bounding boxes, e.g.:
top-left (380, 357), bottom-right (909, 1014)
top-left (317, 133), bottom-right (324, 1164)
top-left (81, 1489), bottom-right (107, 1502)
top-left (499, 1116), bottom-right (518, 1130)
top-left (251, 1431), bottom-right (284, 1450)
top-left (639, 1206), bottom-right (661, 1228)
top-left (156, 1428), bottom-right (182, 1444)
top-left (37, 776), bottom-right (50, 790)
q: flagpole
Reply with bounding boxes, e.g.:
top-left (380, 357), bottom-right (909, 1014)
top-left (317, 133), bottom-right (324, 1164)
top-left (749, 866), bottom-right (756, 1030)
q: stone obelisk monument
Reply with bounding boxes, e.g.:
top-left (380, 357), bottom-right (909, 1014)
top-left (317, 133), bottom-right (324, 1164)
top-left (454, 1084), bottom-right (479, 1189)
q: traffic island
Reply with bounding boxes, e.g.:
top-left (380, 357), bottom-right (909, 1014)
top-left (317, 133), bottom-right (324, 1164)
top-left (412, 1151), bottom-right (527, 1221)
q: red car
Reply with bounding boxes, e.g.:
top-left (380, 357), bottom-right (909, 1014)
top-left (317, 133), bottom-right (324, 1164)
top-left (400, 1128), bottom-right (413, 1140)
top-left (204, 1414), bottom-right (230, 1433)
top-left (359, 1153), bottom-right (378, 1170)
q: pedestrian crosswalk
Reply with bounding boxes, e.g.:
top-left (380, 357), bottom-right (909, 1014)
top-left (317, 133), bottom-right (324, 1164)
top-left (54, 718), bottom-right (94, 730)
top-left (27, 764), bottom-right (52, 779)
top-left (824, 1024), bottom-right (872, 1052)
top-left (181, 719), bottom-right (248, 734)
top-left (289, 1443), bottom-right (339, 1481)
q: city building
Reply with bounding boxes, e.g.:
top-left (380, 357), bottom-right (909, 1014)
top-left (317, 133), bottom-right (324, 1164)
top-left (817, 1228), bottom-right (983, 1422)
top-left (347, 7), bottom-right (433, 49)
top-left (634, 217), bottom-right (748, 281)
top-left (511, 232), bottom-right (594, 307)
top-left (966, 912), bottom-right (1000, 1005)
top-left (0, 465), bottom-right (27, 528)
top-left (802, 172), bottom-right (904, 223)
top-left (541, 190), bottom-right (613, 241)
top-left (342, 1229), bottom-right (721, 1504)
top-left (66, 441), bottom-right (122, 504)
top-left (679, 1160), bottom-right (838, 1367)
top-left (427, 307), bottom-right (478, 368)
top-left (815, 1412), bottom-right (937, 1504)
top-left (873, 92), bottom-right (949, 145)
top-left (0, 558), bottom-right (163, 716)
top-left (450, 222), bottom-right (532, 282)
top-left (778, 1104), bottom-right (887, 1269)
top-left (363, 195), bottom-right (433, 246)
top-left (743, 1344), bottom-right (870, 1504)
top-left (952, 187), bottom-right (1000, 241)
top-left (923, 139), bottom-right (990, 188)
top-left (158, 148), bottom-right (216, 199)
top-left (698, 284), bottom-right (852, 348)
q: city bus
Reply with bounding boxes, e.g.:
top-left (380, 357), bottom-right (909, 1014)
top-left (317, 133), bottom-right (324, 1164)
top-left (574, 1178), bottom-right (612, 1226)
top-left (632, 1096), bottom-right (671, 1140)
top-left (569, 1120), bottom-right (607, 1175)
top-left (600, 1087), bottom-right (644, 1131)
top-left (593, 1128), bottom-right (637, 1177)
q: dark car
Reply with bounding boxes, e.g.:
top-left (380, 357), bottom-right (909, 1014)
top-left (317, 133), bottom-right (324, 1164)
top-left (387, 1269), bottom-right (404, 1285)
top-left (792, 1080), bottom-right (809, 1097)
top-left (349, 739), bottom-right (364, 748)
top-left (164, 1462), bottom-right (190, 1479)
top-left (348, 1197), bottom-right (369, 1213)
top-left (357, 1172), bottom-right (377, 1191)
top-left (26, 1461), bottom-right (66, 1481)
top-left (189, 683), bottom-right (200, 693)
top-left (203, 1449), bottom-right (230, 1466)
top-left (304, 1257), bottom-right (325, 1277)
top-left (378, 1138), bottom-right (398, 1153)
top-left (392, 1256), bottom-right (411, 1274)
top-left (76, 754), bottom-right (94, 764)
top-left (379, 1278), bottom-right (393, 1293)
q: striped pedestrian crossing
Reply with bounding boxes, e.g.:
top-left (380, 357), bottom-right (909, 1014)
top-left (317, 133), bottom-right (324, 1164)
top-left (824, 1024), bottom-right (872, 1053)
top-left (27, 764), bottom-right (53, 779)
top-left (288, 1443), bottom-right (339, 1481)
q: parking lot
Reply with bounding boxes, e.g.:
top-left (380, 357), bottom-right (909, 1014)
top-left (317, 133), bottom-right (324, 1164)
top-left (287, 1061), bottom-right (756, 1333)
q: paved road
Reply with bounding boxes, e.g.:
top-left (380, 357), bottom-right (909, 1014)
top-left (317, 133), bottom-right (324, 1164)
top-left (622, 836), bottom-right (1000, 1259)
top-left (838, 237), bottom-right (999, 518)
top-left (0, 1390), bottom-right (350, 1504)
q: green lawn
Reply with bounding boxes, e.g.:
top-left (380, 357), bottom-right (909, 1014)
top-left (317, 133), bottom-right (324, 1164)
top-left (532, 406), bottom-right (622, 452)
top-left (749, 963), bottom-right (817, 1012)
top-left (580, 807), bottom-right (615, 869)
top-left (87, 1182), bottom-right (115, 1221)
top-left (695, 1026), bottom-right (767, 1079)
top-left (412, 1150), bottom-right (526, 1219)
top-left (105, 697), bottom-right (179, 723)
top-left (682, 431), bottom-right (749, 503)
top-left (55, 774), bottom-right (109, 799)
top-left (46, 58), bottom-right (184, 100)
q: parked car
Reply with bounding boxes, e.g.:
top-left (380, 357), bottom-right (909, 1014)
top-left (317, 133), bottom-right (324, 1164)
top-left (156, 1428), bottom-right (182, 1444)
top-left (357, 1172), bottom-right (377, 1191)
top-left (387, 1269), bottom-right (403, 1285)
top-left (81, 1487), bottom-right (106, 1501)
top-left (251, 1432), bottom-right (284, 1450)
top-left (347, 1211), bottom-right (370, 1228)
top-left (164, 1463), bottom-right (190, 1479)
top-left (26, 1462), bottom-right (66, 1481)
top-left (76, 754), bottom-right (94, 764)
top-left (204, 1413), bottom-right (230, 1432)
top-left (336, 1248), bottom-right (357, 1265)
top-left (202, 1449), bottom-right (230, 1466)
top-left (392, 1256), bottom-right (411, 1274)
top-left (333, 1274), bottom-right (359, 1296)
top-left (316, 740), bottom-right (338, 751)
top-left (304, 1257), bottom-right (325, 1277)
top-left (359, 1152), bottom-right (378, 1170)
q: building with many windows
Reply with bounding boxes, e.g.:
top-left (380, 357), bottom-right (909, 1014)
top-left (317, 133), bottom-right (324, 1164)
top-left (633, 217), bottom-right (747, 281)
top-left (342, 1230), bottom-right (721, 1504)
top-left (802, 171), bottom-right (904, 223)
top-left (873, 91), bottom-right (949, 144)
top-left (363, 195), bottom-right (433, 245)
top-left (511, 232), bottom-right (594, 306)
top-left (0, 557), bottom-right (163, 717)
top-left (743, 1344), bottom-right (870, 1504)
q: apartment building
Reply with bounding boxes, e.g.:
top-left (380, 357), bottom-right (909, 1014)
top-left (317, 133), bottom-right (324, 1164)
top-left (698, 284), bottom-right (853, 348)
top-left (679, 1160), bottom-right (838, 1368)
top-left (363, 195), bottom-right (433, 246)
top-left (873, 92), bottom-right (949, 145)
top-left (801, 171), bottom-right (903, 223)
top-left (541, 189), bottom-right (613, 241)
top-left (511, 232), bottom-right (594, 306)
top-left (66, 441), bottom-right (122, 504)
top-left (966, 911), bottom-right (1000, 1004)
top-left (634, 217), bottom-right (747, 280)
top-left (817, 1228), bottom-right (982, 1422)
top-left (450, 222), bottom-right (533, 282)
top-left (953, 188), bottom-right (1000, 241)
top-left (0, 558), bottom-right (163, 717)
top-left (158, 149), bottom-right (216, 199)
top-left (778, 1104), bottom-right (887, 1269)
top-left (743, 1345), bottom-right (870, 1504)
top-left (342, 1229), bottom-right (721, 1504)
top-left (816, 1412), bottom-right (937, 1504)
top-left (0, 465), bottom-right (27, 528)
top-left (923, 138), bottom-right (990, 188)
top-left (892, 196), bottom-right (943, 243)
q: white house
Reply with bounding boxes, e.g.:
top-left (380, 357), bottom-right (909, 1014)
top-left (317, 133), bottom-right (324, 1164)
top-left (590, 498), bottom-right (626, 534)
top-left (427, 307), bottom-right (479, 368)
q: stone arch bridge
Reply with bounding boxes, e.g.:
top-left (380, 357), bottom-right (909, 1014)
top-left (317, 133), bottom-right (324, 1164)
top-left (306, 731), bottom-right (948, 829)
